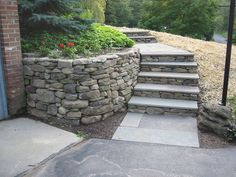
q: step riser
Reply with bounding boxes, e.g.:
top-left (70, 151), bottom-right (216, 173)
top-left (138, 77), bottom-right (198, 86)
top-left (142, 55), bottom-right (194, 62)
top-left (134, 90), bottom-right (198, 101)
top-left (128, 105), bottom-right (198, 117)
top-left (124, 32), bottom-right (150, 37)
top-left (131, 38), bottom-right (157, 43)
top-left (141, 65), bottom-right (197, 73)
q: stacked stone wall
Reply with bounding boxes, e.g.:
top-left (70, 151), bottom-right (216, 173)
top-left (23, 48), bottom-right (140, 125)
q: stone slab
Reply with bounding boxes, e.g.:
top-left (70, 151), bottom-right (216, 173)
top-left (135, 43), bottom-right (193, 56)
top-left (141, 61), bottom-right (197, 66)
top-left (139, 72), bottom-right (199, 79)
top-left (130, 36), bottom-right (156, 39)
top-left (134, 83), bottom-right (200, 94)
top-left (24, 139), bottom-right (236, 177)
top-left (139, 114), bottom-right (198, 132)
top-left (112, 127), bottom-right (199, 147)
top-left (0, 118), bottom-right (81, 177)
top-left (120, 112), bottom-right (144, 127)
top-left (129, 96), bottom-right (198, 110)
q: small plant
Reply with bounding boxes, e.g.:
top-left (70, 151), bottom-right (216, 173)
top-left (228, 96), bottom-right (236, 119)
top-left (58, 42), bottom-right (77, 58)
top-left (48, 50), bottom-right (62, 59)
top-left (38, 46), bottom-right (51, 57)
top-left (76, 130), bottom-right (87, 139)
top-left (227, 126), bottom-right (236, 142)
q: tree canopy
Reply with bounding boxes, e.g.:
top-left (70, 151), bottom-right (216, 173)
top-left (139, 0), bottom-right (217, 40)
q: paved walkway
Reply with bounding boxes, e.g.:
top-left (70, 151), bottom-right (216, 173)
top-left (24, 139), bottom-right (236, 177)
top-left (0, 118), bottom-right (81, 177)
top-left (113, 31), bottom-right (200, 147)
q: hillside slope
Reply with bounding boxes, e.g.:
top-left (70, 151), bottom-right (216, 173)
top-left (116, 27), bottom-right (236, 104)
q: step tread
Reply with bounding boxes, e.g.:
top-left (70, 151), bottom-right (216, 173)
top-left (141, 52), bottom-right (194, 56)
top-left (129, 36), bottom-right (156, 39)
top-left (141, 62), bottom-right (197, 67)
top-left (122, 30), bottom-right (149, 33)
top-left (128, 96), bottom-right (198, 110)
top-left (112, 126), bottom-right (199, 147)
top-left (139, 72), bottom-right (199, 79)
top-left (135, 43), bottom-right (194, 56)
top-left (134, 83), bottom-right (200, 94)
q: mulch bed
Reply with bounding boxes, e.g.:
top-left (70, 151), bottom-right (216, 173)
top-left (199, 130), bottom-right (236, 148)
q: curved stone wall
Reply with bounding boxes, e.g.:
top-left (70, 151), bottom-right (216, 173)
top-left (23, 48), bottom-right (140, 125)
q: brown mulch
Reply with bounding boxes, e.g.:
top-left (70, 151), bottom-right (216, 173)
top-left (74, 112), bottom-right (126, 139)
top-left (28, 112), bottom-right (126, 140)
top-left (199, 130), bottom-right (236, 148)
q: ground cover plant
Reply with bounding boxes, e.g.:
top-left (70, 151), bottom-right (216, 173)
top-left (19, 0), bottom-right (134, 58)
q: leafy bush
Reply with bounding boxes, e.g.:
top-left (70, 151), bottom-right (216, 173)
top-left (227, 96), bottom-right (236, 142)
top-left (21, 24), bottom-right (135, 58)
top-left (227, 126), bottom-right (236, 142)
top-left (228, 97), bottom-right (236, 118)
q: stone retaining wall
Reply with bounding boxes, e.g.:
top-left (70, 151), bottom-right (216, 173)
top-left (23, 48), bottom-right (140, 125)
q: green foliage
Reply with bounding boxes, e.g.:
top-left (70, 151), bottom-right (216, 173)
top-left (129, 0), bottom-right (145, 27)
top-left (233, 32), bottom-right (236, 44)
top-left (228, 97), bottom-right (236, 118)
top-left (21, 24), bottom-right (135, 58)
top-left (227, 127), bottom-right (236, 142)
top-left (79, 0), bottom-right (106, 23)
top-left (139, 0), bottom-right (217, 40)
top-left (227, 96), bottom-right (236, 142)
top-left (105, 0), bottom-right (132, 26)
top-left (18, 0), bottom-right (89, 35)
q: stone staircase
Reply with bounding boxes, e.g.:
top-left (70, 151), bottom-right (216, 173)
top-left (113, 30), bottom-right (200, 147)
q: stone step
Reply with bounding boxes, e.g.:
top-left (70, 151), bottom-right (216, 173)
top-left (122, 30), bottom-right (150, 37)
top-left (141, 53), bottom-right (194, 62)
top-left (112, 126), bottom-right (199, 147)
top-left (138, 72), bottom-right (199, 86)
top-left (128, 96), bottom-right (198, 116)
top-left (141, 62), bottom-right (198, 73)
top-left (134, 83), bottom-right (199, 100)
top-left (129, 36), bottom-right (157, 43)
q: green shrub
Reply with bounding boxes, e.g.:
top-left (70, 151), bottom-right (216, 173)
top-left (228, 97), bottom-right (236, 118)
top-left (21, 24), bottom-right (135, 58)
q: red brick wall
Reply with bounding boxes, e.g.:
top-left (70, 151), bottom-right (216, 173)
top-left (0, 0), bottom-right (25, 115)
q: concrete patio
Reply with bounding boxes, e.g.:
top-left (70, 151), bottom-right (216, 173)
top-left (0, 118), bottom-right (82, 177)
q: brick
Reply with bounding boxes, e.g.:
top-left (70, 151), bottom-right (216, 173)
top-left (0, 0), bottom-right (25, 115)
